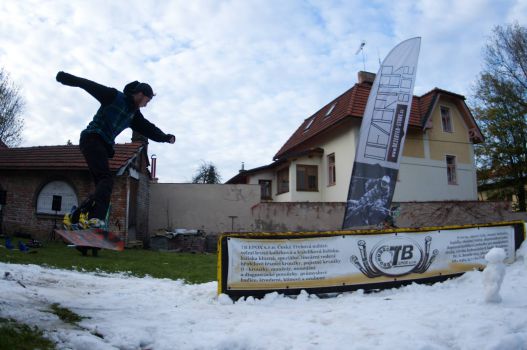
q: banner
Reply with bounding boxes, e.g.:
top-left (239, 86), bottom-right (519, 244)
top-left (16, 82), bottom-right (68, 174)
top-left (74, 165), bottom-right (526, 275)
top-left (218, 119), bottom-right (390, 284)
top-left (217, 222), bottom-right (525, 298)
top-left (343, 37), bottom-right (421, 229)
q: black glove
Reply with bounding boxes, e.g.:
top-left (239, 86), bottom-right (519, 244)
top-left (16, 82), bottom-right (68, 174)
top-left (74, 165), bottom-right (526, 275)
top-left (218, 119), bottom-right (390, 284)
top-left (56, 71), bottom-right (76, 85)
top-left (166, 134), bottom-right (176, 144)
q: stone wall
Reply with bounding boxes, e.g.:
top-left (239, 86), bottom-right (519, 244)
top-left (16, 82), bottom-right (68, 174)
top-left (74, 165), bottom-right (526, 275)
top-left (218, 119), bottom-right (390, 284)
top-left (251, 200), bottom-right (527, 232)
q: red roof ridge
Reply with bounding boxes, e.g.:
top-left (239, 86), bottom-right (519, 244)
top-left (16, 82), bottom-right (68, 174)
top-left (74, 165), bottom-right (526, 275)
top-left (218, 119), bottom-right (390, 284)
top-left (0, 142), bottom-right (144, 171)
top-left (421, 87), bottom-right (466, 100)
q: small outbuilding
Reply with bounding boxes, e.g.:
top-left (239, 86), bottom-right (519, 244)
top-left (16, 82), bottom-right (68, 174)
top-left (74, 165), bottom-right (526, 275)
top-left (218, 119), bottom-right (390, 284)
top-left (0, 137), bottom-right (153, 244)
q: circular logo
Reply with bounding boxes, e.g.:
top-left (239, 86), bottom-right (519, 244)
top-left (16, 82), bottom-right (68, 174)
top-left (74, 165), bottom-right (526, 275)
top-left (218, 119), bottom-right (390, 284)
top-left (370, 237), bottom-right (423, 276)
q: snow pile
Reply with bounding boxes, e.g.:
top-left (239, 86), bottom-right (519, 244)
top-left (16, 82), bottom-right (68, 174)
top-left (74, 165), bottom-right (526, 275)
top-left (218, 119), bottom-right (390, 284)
top-left (516, 239), bottom-right (527, 265)
top-left (483, 248), bottom-right (506, 303)
top-left (1, 251), bottom-right (527, 350)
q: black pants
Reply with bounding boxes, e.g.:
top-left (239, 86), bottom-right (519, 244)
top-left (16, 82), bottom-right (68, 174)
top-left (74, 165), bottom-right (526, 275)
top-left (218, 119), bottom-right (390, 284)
top-left (79, 133), bottom-right (113, 220)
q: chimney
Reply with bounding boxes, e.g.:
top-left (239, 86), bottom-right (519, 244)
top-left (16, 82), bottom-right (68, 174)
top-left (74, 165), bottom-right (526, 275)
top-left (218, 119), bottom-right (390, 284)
top-left (357, 71), bottom-right (376, 84)
top-left (239, 162), bottom-right (245, 173)
top-left (150, 154), bottom-right (158, 182)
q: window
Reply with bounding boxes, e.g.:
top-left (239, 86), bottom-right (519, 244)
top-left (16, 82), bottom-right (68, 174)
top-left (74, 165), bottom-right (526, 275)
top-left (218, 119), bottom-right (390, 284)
top-left (36, 181), bottom-right (78, 215)
top-left (325, 102), bottom-right (337, 118)
top-left (304, 117), bottom-right (315, 132)
top-left (277, 168), bottom-right (289, 194)
top-left (297, 165), bottom-right (318, 191)
top-left (259, 180), bottom-right (272, 200)
top-left (327, 153), bottom-right (336, 186)
top-left (441, 106), bottom-right (453, 133)
top-left (446, 155), bottom-right (457, 185)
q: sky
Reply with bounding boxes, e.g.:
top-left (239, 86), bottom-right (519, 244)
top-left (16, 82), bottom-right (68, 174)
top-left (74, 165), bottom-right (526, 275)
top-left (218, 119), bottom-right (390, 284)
top-left (0, 1), bottom-right (526, 183)
top-left (1, 243), bottom-right (526, 349)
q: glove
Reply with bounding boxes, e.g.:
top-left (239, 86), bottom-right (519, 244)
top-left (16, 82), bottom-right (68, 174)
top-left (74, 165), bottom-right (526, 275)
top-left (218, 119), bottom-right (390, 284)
top-left (166, 134), bottom-right (176, 144)
top-left (55, 71), bottom-right (76, 85)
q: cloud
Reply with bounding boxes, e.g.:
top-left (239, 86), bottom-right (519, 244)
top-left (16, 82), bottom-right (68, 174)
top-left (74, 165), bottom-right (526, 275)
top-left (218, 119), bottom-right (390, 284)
top-left (0, 0), bottom-right (525, 182)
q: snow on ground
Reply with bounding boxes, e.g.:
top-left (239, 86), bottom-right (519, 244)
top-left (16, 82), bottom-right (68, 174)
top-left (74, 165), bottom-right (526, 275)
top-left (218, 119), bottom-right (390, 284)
top-left (1, 249), bottom-right (527, 350)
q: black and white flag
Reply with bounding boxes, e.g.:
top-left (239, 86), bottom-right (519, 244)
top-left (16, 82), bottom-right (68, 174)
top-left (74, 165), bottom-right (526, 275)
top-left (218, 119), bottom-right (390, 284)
top-left (343, 37), bottom-right (421, 229)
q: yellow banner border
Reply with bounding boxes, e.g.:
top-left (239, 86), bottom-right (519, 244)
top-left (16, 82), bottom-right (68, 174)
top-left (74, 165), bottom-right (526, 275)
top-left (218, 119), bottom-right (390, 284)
top-left (217, 220), bottom-right (526, 296)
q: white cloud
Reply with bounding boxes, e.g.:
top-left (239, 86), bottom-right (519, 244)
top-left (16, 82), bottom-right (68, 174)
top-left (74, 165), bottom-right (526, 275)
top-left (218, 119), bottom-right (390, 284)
top-left (0, 0), bottom-right (525, 182)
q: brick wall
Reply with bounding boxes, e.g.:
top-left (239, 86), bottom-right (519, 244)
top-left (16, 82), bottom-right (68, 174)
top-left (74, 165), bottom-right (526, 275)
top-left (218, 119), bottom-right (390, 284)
top-left (109, 176), bottom-right (128, 238)
top-left (0, 169), bottom-right (130, 240)
top-left (136, 172), bottom-right (150, 244)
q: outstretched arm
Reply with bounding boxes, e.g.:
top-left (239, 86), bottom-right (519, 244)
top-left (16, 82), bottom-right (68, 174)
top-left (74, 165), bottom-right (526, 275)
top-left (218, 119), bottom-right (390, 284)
top-left (56, 71), bottom-right (116, 105)
top-left (130, 112), bottom-right (175, 143)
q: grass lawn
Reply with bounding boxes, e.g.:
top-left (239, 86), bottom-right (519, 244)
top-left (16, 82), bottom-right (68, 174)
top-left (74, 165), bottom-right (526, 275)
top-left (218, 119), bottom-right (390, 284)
top-left (0, 239), bottom-right (218, 283)
top-left (0, 318), bottom-right (55, 350)
top-left (0, 239), bottom-right (219, 349)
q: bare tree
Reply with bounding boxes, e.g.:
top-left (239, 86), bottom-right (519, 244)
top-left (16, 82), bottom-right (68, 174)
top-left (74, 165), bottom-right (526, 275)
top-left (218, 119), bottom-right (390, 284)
top-left (192, 161), bottom-right (222, 184)
top-left (472, 23), bottom-right (527, 211)
top-left (0, 68), bottom-right (25, 146)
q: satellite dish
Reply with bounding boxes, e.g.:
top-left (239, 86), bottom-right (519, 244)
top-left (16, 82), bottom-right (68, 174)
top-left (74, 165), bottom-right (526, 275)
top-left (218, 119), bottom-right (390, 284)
top-left (355, 40), bottom-right (366, 55)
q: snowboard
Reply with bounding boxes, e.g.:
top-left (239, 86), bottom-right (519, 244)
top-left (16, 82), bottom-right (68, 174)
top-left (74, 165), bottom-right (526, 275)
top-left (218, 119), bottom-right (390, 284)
top-left (55, 228), bottom-right (124, 255)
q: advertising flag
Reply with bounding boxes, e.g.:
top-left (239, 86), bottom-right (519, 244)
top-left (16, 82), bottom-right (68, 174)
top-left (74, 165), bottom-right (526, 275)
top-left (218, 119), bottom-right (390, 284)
top-left (343, 37), bottom-right (421, 229)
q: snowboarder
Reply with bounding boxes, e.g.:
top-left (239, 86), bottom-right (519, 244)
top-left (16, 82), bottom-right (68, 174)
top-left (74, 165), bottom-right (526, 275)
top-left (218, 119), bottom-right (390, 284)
top-left (56, 71), bottom-right (175, 229)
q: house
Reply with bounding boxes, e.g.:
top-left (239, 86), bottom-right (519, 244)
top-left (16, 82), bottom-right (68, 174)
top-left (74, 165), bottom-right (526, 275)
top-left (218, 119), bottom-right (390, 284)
top-left (227, 71), bottom-right (484, 203)
top-left (0, 135), bottom-right (152, 242)
top-left (478, 177), bottom-right (527, 211)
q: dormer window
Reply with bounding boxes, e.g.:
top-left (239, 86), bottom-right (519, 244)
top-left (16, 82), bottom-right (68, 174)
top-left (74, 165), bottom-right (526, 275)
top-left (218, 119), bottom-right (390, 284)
top-left (325, 103), bottom-right (337, 118)
top-left (304, 117), bottom-right (315, 132)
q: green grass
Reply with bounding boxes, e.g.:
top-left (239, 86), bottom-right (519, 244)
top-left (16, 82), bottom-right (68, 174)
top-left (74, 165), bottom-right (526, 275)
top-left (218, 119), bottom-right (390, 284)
top-left (0, 318), bottom-right (55, 350)
top-left (0, 240), bottom-right (218, 283)
top-left (0, 240), bottom-right (218, 349)
top-left (48, 303), bottom-right (86, 325)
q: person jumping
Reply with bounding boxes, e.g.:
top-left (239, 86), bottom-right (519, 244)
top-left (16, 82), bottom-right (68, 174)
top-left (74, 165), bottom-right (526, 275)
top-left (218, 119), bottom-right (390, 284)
top-left (56, 71), bottom-right (175, 229)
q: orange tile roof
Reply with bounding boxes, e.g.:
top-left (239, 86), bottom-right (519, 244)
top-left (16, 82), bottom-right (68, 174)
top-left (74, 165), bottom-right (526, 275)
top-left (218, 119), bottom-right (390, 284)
top-left (0, 142), bottom-right (144, 172)
top-left (274, 84), bottom-right (473, 160)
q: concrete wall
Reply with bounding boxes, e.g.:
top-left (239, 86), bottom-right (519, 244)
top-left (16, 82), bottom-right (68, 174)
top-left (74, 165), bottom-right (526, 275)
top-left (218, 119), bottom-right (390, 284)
top-left (148, 182), bottom-right (525, 237)
top-left (148, 183), bottom-right (261, 234)
top-left (251, 202), bottom-right (344, 231)
top-left (148, 183), bottom-right (346, 235)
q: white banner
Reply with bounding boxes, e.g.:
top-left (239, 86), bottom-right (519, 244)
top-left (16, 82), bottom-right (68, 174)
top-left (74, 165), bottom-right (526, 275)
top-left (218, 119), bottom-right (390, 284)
top-left (226, 225), bottom-right (515, 290)
top-left (343, 37), bottom-right (421, 228)
top-left (356, 37), bottom-right (421, 168)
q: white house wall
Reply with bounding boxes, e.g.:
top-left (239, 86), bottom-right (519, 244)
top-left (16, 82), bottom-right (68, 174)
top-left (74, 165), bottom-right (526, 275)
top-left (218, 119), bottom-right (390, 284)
top-left (273, 119), bottom-right (360, 203)
top-left (395, 156), bottom-right (477, 201)
top-left (319, 123), bottom-right (359, 202)
top-left (289, 158), bottom-right (323, 202)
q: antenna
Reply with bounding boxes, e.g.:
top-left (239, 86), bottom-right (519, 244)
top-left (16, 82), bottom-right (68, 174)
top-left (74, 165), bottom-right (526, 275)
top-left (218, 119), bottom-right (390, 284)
top-left (354, 40), bottom-right (366, 55)
top-left (355, 40), bottom-right (366, 71)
